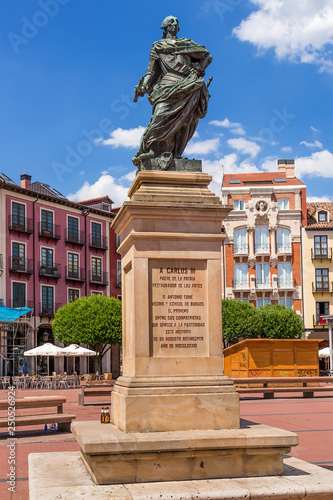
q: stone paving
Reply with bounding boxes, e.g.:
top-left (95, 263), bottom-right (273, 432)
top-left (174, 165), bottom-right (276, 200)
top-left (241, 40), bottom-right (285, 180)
top-left (1, 387), bottom-right (332, 500)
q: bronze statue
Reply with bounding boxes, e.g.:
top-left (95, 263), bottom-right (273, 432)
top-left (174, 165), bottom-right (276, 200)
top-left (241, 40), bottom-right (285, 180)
top-left (133, 16), bottom-right (212, 170)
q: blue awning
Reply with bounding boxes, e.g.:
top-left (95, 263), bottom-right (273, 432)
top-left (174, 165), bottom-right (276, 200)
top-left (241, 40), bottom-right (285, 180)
top-left (0, 306), bottom-right (33, 322)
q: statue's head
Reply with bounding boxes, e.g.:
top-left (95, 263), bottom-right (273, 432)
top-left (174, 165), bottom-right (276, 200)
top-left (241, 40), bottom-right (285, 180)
top-left (161, 16), bottom-right (180, 38)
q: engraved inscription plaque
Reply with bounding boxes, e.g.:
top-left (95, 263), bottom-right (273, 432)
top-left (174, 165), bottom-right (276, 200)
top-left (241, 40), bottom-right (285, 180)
top-left (149, 259), bottom-right (208, 357)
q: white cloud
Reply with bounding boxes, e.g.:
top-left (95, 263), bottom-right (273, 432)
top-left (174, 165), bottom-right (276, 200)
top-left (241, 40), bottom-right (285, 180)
top-left (210, 118), bottom-right (245, 135)
top-left (227, 137), bottom-right (261, 158)
top-left (202, 154), bottom-right (260, 197)
top-left (260, 150), bottom-right (333, 179)
top-left (281, 146), bottom-right (293, 153)
top-left (102, 126), bottom-right (144, 149)
top-left (233, 0), bottom-right (333, 72)
top-left (310, 125), bottom-right (321, 134)
top-left (295, 150), bottom-right (333, 178)
top-left (307, 195), bottom-right (333, 202)
top-left (300, 140), bottom-right (323, 149)
top-left (68, 173), bottom-right (130, 207)
top-left (185, 138), bottom-right (220, 156)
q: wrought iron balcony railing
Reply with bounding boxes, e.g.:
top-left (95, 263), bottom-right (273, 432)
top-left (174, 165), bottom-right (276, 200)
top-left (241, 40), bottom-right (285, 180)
top-left (9, 257), bottom-right (33, 275)
top-left (38, 222), bottom-right (61, 240)
top-left (8, 215), bottom-right (33, 234)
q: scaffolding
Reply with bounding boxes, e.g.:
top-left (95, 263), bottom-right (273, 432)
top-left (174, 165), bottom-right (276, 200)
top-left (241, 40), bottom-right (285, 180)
top-left (0, 306), bottom-right (33, 376)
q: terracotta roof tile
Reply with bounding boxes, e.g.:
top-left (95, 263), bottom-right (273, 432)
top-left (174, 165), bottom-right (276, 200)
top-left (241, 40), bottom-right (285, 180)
top-left (306, 202), bottom-right (333, 229)
top-left (222, 172), bottom-right (305, 187)
top-left (76, 196), bottom-right (113, 205)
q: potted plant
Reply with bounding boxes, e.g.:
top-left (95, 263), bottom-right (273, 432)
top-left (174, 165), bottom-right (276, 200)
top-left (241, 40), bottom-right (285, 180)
top-left (52, 266), bottom-right (58, 277)
top-left (40, 264), bottom-right (46, 275)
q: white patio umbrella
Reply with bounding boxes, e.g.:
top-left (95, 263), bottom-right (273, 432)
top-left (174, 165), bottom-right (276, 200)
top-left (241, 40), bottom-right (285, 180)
top-left (24, 343), bottom-right (64, 376)
top-left (319, 347), bottom-right (332, 358)
top-left (61, 344), bottom-right (96, 374)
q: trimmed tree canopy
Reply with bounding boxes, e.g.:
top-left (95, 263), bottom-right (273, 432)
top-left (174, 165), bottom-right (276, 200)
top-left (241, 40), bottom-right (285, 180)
top-left (259, 304), bottom-right (303, 339)
top-left (222, 299), bottom-right (303, 345)
top-left (52, 295), bottom-right (122, 358)
top-left (222, 298), bottom-right (262, 345)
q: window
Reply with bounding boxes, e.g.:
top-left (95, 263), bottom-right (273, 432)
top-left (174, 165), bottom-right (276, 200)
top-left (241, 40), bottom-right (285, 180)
top-left (12, 202), bottom-right (25, 229)
top-left (41, 210), bottom-right (53, 233)
top-left (41, 248), bottom-right (53, 273)
top-left (279, 298), bottom-right (293, 309)
top-left (117, 260), bottom-right (121, 286)
top-left (102, 204), bottom-right (110, 211)
top-left (91, 222), bottom-right (101, 247)
top-left (234, 228), bottom-right (248, 254)
top-left (255, 226), bottom-right (269, 253)
top-left (91, 257), bottom-right (102, 281)
top-left (314, 235), bottom-right (328, 258)
top-left (318, 211), bottom-right (328, 223)
top-left (68, 289), bottom-right (79, 303)
top-left (277, 228), bottom-right (291, 253)
top-left (12, 242), bottom-right (25, 271)
top-left (256, 263), bottom-right (270, 288)
top-left (257, 298), bottom-right (271, 308)
top-left (68, 217), bottom-right (79, 242)
top-left (278, 198), bottom-right (289, 210)
top-left (234, 263), bottom-right (248, 288)
top-left (92, 291), bottom-right (102, 295)
top-left (13, 283), bottom-right (26, 308)
top-left (315, 268), bottom-right (329, 292)
top-left (116, 234), bottom-right (120, 249)
top-left (233, 200), bottom-right (245, 211)
top-left (68, 253), bottom-right (79, 279)
top-left (316, 302), bottom-right (329, 324)
top-left (278, 262), bottom-right (292, 287)
top-left (42, 286), bottom-right (54, 314)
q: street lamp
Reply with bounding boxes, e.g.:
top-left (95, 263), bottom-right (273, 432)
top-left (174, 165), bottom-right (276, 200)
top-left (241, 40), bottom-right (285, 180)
top-left (322, 315), bottom-right (333, 377)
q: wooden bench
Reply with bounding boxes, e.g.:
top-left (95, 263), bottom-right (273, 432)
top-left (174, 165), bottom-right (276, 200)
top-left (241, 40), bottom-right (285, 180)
top-left (0, 396), bottom-right (76, 432)
top-left (231, 376), bottom-right (333, 399)
top-left (78, 380), bottom-right (115, 406)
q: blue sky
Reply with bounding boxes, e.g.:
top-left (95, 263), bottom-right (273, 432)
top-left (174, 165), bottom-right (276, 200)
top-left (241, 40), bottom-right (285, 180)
top-left (1, 0), bottom-right (333, 206)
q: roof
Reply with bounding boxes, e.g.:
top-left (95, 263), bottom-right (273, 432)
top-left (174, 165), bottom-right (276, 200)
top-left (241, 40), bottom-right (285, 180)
top-left (306, 202), bottom-right (333, 229)
top-left (222, 172), bottom-right (305, 188)
top-left (0, 179), bottom-right (115, 218)
top-left (76, 196), bottom-right (114, 205)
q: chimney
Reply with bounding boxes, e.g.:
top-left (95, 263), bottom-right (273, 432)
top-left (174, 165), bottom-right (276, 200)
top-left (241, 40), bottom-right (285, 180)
top-left (20, 173), bottom-right (31, 189)
top-left (277, 159), bottom-right (295, 179)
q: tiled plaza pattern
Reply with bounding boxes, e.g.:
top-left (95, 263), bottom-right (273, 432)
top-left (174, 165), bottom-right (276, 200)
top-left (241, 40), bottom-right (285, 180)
top-left (1, 387), bottom-right (333, 500)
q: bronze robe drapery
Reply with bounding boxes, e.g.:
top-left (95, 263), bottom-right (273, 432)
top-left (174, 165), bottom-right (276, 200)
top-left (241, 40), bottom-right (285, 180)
top-left (134, 38), bottom-right (212, 162)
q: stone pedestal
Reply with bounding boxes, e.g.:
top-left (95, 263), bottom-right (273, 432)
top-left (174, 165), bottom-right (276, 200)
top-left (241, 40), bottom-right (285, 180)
top-left (69, 169), bottom-right (299, 485)
top-left (110, 170), bottom-right (239, 432)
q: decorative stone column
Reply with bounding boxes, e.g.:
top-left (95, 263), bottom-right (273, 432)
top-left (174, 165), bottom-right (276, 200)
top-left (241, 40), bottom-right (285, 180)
top-left (270, 225), bottom-right (278, 267)
top-left (248, 226), bottom-right (256, 267)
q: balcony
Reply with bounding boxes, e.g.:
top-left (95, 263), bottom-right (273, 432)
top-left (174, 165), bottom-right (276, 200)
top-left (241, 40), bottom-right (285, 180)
top-left (312, 282), bottom-right (333, 294)
top-left (7, 300), bottom-right (34, 309)
top-left (8, 215), bottom-right (33, 234)
top-left (277, 245), bottom-right (292, 255)
top-left (39, 262), bottom-right (61, 279)
top-left (89, 235), bottom-right (108, 251)
top-left (313, 315), bottom-right (328, 327)
top-left (65, 229), bottom-right (85, 246)
top-left (311, 248), bottom-right (332, 261)
top-left (66, 267), bottom-right (86, 282)
top-left (256, 280), bottom-right (272, 290)
top-left (38, 223), bottom-right (61, 241)
top-left (39, 302), bottom-right (62, 318)
top-left (9, 257), bottom-right (33, 275)
top-left (278, 278), bottom-right (297, 290)
top-left (90, 271), bottom-right (108, 286)
top-left (233, 244), bottom-right (249, 256)
top-left (232, 279), bottom-right (249, 290)
top-left (255, 244), bottom-right (270, 255)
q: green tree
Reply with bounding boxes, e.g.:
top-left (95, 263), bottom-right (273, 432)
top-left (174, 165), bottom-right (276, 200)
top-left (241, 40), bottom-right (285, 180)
top-left (52, 295), bottom-right (122, 372)
top-left (258, 304), bottom-right (303, 339)
top-left (222, 299), bottom-right (262, 346)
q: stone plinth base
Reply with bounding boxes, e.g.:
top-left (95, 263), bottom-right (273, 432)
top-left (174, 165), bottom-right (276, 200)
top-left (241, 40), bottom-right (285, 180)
top-left (111, 375), bottom-right (240, 432)
top-left (29, 451), bottom-right (333, 500)
top-left (71, 420), bottom-right (298, 485)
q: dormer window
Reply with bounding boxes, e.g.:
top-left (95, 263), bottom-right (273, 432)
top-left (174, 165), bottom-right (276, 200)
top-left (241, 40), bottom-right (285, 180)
top-left (318, 210), bottom-right (328, 223)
